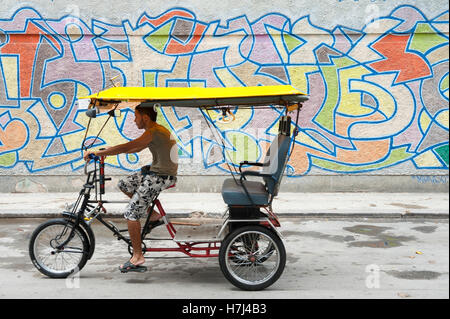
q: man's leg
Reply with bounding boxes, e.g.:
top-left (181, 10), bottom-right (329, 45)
top-left (120, 174), bottom-right (163, 269)
top-left (117, 198), bottom-right (157, 267)
top-left (128, 219), bottom-right (145, 266)
top-left (120, 203), bottom-right (146, 268)
top-left (117, 174), bottom-right (147, 268)
top-left (118, 175), bottom-right (171, 270)
top-left (121, 190), bottom-right (160, 221)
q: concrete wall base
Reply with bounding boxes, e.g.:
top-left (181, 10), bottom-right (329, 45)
top-left (1, 175), bottom-right (448, 193)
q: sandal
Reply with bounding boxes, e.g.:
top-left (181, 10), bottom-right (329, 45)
top-left (119, 260), bottom-right (147, 273)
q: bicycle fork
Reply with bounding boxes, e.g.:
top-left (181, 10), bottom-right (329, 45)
top-left (57, 189), bottom-right (91, 250)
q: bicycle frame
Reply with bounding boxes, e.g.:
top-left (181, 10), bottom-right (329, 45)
top-left (60, 155), bottom-right (223, 258)
top-left (144, 199), bottom-right (221, 258)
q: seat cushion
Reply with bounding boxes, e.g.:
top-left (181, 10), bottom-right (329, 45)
top-left (221, 178), bottom-right (269, 206)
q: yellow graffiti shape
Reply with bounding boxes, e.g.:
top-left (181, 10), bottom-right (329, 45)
top-left (348, 73), bottom-right (415, 139)
top-left (337, 65), bottom-right (372, 116)
top-left (0, 56), bottom-right (19, 99)
top-left (214, 67), bottom-right (243, 87)
top-left (435, 110), bottom-right (449, 130)
top-left (419, 109), bottom-right (432, 133)
top-left (350, 78), bottom-right (395, 118)
top-left (286, 65), bottom-right (318, 94)
top-left (413, 150), bottom-right (444, 168)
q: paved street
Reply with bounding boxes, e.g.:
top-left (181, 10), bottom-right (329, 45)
top-left (0, 216), bottom-right (448, 299)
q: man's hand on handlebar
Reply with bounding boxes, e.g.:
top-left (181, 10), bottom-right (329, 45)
top-left (83, 151), bottom-right (98, 162)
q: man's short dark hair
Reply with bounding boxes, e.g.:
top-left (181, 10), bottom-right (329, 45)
top-left (135, 104), bottom-right (157, 122)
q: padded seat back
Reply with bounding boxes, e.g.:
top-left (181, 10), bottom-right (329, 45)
top-left (221, 116), bottom-right (293, 208)
top-left (261, 133), bottom-right (291, 197)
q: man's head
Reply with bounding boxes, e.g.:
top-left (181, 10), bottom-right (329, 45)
top-left (134, 104), bottom-right (157, 129)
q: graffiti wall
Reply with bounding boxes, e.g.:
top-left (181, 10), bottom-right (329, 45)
top-left (0, 3), bottom-right (448, 179)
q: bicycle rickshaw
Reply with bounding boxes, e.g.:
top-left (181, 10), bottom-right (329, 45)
top-left (29, 85), bottom-right (308, 290)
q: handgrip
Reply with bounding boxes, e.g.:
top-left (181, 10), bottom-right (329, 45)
top-left (84, 153), bottom-right (100, 175)
top-left (88, 153), bottom-right (100, 161)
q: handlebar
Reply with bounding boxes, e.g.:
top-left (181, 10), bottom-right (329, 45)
top-left (89, 153), bottom-right (100, 161)
top-left (83, 153), bottom-right (100, 175)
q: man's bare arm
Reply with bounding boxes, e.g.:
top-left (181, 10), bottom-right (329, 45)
top-left (125, 146), bottom-right (145, 154)
top-left (83, 131), bottom-right (152, 160)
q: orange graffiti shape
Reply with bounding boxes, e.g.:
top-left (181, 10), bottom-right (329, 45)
top-left (0, 120), bottom-right (28, 153)
top-left (369, 34), bottom-right (431, 83)
top-left (139, 10), bottom-right (195, 28)
top-left (1, 21), bottom-right (61, 98)
top-left (165, 23), bottom-right (206, 54)
top-left (288, 113), bottom-right (391, 175)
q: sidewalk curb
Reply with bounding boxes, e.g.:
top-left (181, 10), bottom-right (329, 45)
top-left (1, 192), bottom-right (447, 219)
top-left (1, 210), bottom-right (448, 219)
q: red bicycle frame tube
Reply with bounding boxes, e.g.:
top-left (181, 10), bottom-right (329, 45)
top-left (145, 199), bottom-right (221, 258)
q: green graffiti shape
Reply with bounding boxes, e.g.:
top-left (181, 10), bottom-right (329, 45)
top-left (409, 23), bottom-right (448, 55)
top-left (144, 22), bottom-right (173, 52)
top-left (434, 144), bottom-right (449, 166)
top-left (315, 56), bottom-right (356, 132)
top-left (283, 33), bottom-right (305, 53)
top-left (441, 73), bottom-right (449, 92)
top-left (0, 152), bottom-right (16, 167)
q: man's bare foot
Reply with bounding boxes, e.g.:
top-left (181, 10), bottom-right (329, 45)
top-left (129, 255), bottom-right (145, 266)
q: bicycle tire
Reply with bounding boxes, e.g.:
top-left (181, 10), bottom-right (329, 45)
top-left (219, 225), bottom-right (286, 291)
top-left (29, 218), bottom-right (90, 278)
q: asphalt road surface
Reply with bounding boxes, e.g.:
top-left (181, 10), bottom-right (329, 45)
top-left (0, 217), bottom-right (448, 299)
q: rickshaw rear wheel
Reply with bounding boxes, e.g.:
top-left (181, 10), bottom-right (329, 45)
top-left (29, 218), bottom-right (90, 278)
top-left (219, 225), bottom-right (286, 291)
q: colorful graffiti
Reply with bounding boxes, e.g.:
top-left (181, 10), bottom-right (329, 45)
top-left (0, 5), bottom-right (448, 176)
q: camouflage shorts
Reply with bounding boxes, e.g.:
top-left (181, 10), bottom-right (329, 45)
top-left (118, 172), bottom-right (176, 221)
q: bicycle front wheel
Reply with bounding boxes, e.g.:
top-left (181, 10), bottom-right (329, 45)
top-left (29, 218), bottom-right (89, 278)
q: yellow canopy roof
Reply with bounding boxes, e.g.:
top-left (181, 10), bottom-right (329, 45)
top-left (79, 85), bottom-right (308, 110)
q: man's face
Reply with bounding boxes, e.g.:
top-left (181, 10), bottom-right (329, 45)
top-left (134, 110), bottom-right (144, 129)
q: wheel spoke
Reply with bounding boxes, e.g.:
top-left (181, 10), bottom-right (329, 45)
top-left (224, 228), bottom-right (283, 288)
top-left (31, 222), bottom-right (87, 276)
